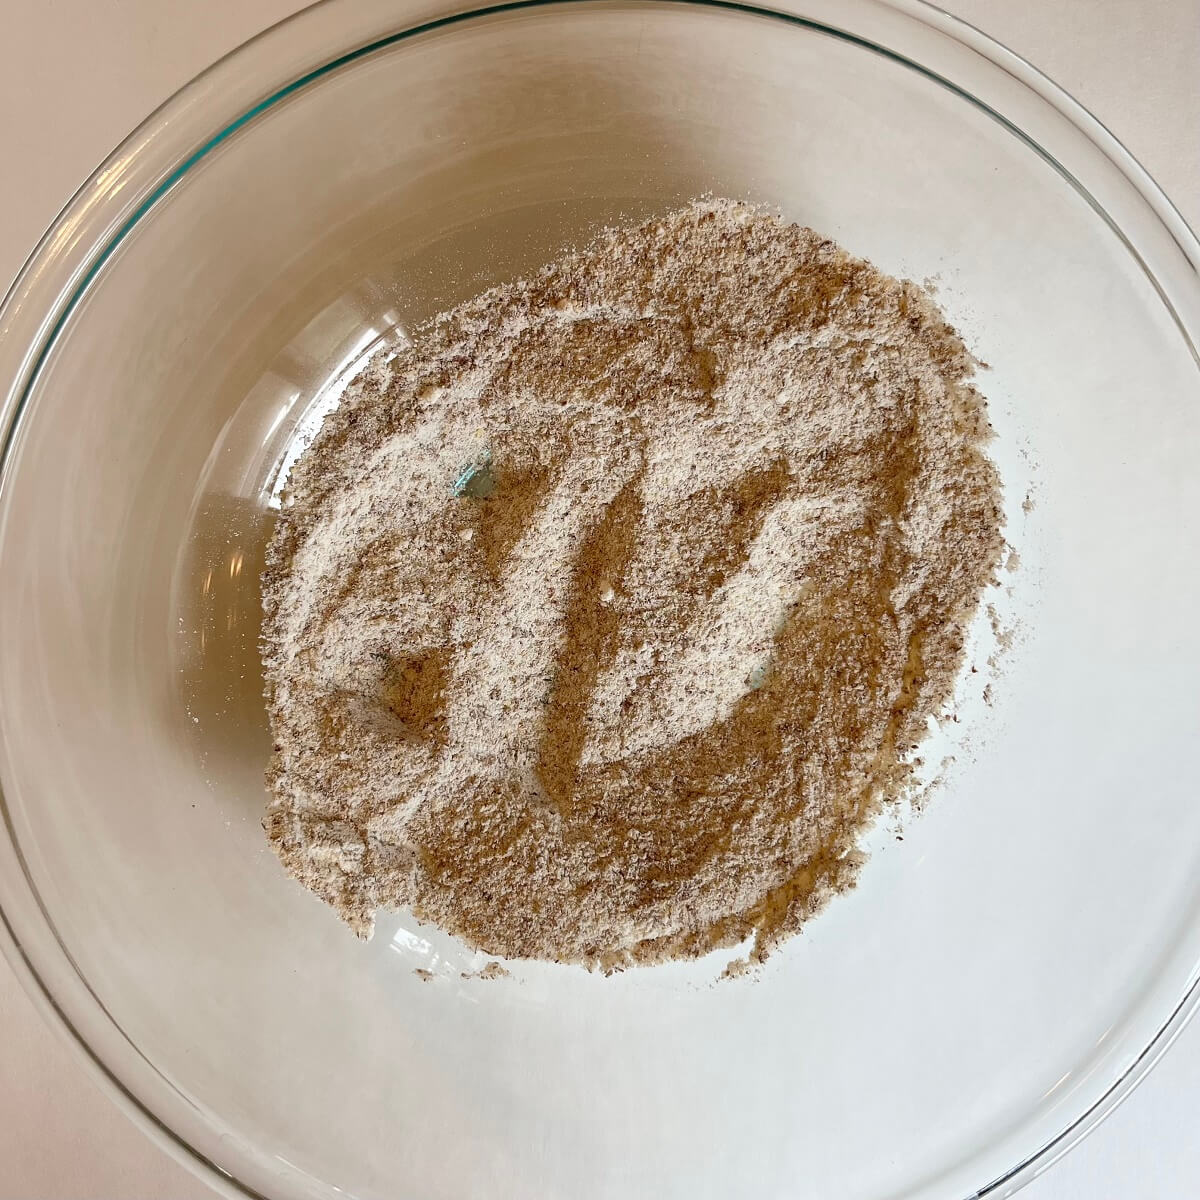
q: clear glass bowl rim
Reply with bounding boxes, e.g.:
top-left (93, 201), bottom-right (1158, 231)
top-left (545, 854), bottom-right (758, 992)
top-left (0, 2), bottom-right (1198, 1198)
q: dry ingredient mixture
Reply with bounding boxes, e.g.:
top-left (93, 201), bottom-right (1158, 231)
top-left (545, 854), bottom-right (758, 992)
top-left (262, 199), bottom-right (1004, 970)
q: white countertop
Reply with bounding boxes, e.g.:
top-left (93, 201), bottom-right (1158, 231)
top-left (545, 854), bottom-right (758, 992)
top-left (1, 2), bottom-right (1197, 1197)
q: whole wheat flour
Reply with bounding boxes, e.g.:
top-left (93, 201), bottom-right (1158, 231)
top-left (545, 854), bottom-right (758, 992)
top-left (261, 199), bottom-right (1004, 970)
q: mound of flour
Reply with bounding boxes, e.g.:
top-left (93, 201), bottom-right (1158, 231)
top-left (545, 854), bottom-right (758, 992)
top-left (261, 199), bottom-right (1003, 969)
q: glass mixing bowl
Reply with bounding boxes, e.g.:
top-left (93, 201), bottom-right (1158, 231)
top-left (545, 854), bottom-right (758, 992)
top-left (2, 2), bottom-right (1199, 1198)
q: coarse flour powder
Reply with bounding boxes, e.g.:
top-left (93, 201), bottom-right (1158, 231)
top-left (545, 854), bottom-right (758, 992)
top-left (261, 200), bottom-right (1003, 970)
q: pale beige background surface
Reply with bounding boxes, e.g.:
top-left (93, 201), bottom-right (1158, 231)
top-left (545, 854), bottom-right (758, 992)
top-left (1, 1), bottom-right (1198, 1197)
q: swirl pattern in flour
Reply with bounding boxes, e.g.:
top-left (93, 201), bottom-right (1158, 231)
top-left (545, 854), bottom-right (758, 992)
top-left (261, 199), bottom-right (1003, 970)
